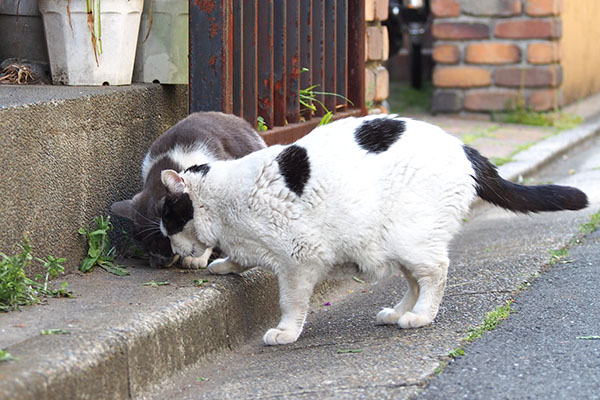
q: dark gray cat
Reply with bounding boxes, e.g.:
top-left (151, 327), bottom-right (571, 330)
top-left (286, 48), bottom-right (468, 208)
top-left (111, 112), bottom-right (266, 268)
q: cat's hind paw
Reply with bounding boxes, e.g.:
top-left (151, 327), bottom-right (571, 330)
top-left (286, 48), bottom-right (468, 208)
top-left (263, 328), bottom-right (298, 345)
top-left (398, 311), bottom-right (432, 329)
top-left (375, 308), bottom-right (401, 325)
top-left (207, 257), bottom-right (247, 275)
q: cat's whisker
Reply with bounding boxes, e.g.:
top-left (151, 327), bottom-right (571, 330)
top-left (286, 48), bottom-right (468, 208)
top-left (131, 208), bottom-right (161, 226)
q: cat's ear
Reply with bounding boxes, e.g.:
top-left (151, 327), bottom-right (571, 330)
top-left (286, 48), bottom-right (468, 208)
top-left (161, 170), bottom-right (186, 193)
top-left (111, 199), bottom-right (135, 221)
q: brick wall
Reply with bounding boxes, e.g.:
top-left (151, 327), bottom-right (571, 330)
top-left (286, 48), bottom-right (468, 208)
top-left (365, 0), bottom-right (390, 112)
top-left (431, 0), bottom-right (563, 113)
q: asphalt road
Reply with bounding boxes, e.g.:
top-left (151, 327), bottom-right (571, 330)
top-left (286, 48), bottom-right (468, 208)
top-left (418, 135), bottom-right (600, 400)
top-left (148, 135), bottom-right (600, 400)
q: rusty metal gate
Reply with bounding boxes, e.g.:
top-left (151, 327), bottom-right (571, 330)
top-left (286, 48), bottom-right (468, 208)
top-left (189, 0), bottom-right (366, 145)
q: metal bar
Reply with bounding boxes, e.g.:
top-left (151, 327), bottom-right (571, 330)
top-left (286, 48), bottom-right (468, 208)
top-left (324, 0), bottom-right (337, 113)
top-left (233, 1), bottom-right (243, 117)
top-left (299, 0), bottom-right (312, 121)
top-left (286, 1), bottom-right (300, 124)
top-left (311, 0), bottom-right (325, 117)
top-left (261, 109), bottom-right (363, 146)
top-left (257, 0), bottom-right (274, 129)
top-left (242, 1), bottom-right (257, 126)
top-left (347, 0), bottom-right (366, 114)
top-left (273, 0), bottom-right (286, 127)
top-left (189, 0), bottom-right (233, 113)
top-left (336, 0), bottom-right (348, 109)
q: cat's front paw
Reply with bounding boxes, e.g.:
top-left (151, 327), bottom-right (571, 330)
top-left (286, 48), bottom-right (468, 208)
top-left (180, 247), bottom-right (213, 269)
top-left (263, 328), bottom-right (298, 345)
top-left (398, 311), bottom-right (432, 329)
top-left (375, 308), bottom-right (401, 325)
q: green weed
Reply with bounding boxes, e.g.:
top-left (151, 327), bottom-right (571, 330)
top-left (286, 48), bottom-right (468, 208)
top-left (336, 348), bottom-right (362, 354)
top-left (142, 280), bottom-right (169, 288)
top-left (494, 95), bottom-right (582, 132)
top-left (490, 142), bottom-right (535, 166)
top-left (41, 329), bottom-right (70, 335)
top-left (193, 279), bottom-right (209, 287)
top-left (256, 116), bottom-right (268, 132)
top-left (387, 80), bottom-right (433, 114)
top-left (465, 300), bottom-right (513, 342)
top-left (0, 237), bottom-right (70, 312)
top-left (576, 336), bottom-right (600, 340)
top-left (448, 347), bottom-right (465, 358)
top-left (549, 247), bottom-right (571, 265)
top-left (79, 216), bottom-right (128, 276)
top-left (0, 349), bottom-right (16, 362)
top-left (579, 209), bottom-right (600, 235)
top-left (299, 67), bottom-right (353, 126)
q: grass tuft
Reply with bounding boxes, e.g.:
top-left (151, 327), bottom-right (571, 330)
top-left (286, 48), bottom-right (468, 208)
top-left (79, 216), bottom-right (128, 276)
top-left (465, 300), bottom-right (513, 342)
top-left (0, 237), bottom-right (70, 312)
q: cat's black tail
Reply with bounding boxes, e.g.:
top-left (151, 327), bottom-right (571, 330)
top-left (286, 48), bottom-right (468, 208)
top-left (463, 145), bottom-right (588, 213)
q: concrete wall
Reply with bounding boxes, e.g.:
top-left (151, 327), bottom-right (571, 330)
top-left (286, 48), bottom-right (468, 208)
top-left (0, 84), bottom-right (187, 276)
top-left (561, 0), bottom-right (600, 105)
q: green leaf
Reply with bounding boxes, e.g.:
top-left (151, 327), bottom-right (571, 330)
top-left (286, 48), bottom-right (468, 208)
top-left (336, 348), bottom-right (362, 354)
top-left (143, 280), bottom-right (170, 288)
top-left (79, 256), bottom-right (98, 273)
top-left (41, 329), bottom-right (70, 335)
top-left (98, 262), bottom-right (129, 276)
top-left (0, 349), bottom-right (16, 362)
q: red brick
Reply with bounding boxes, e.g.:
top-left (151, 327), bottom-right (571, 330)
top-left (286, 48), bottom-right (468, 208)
top-left (433, 44), bottom-right (461, 64)
top-left (526, 0), bottom-right (562, 16)
top-left (465, 43), bottom-right (521, 64)
top-left (431, 0), bottom-right (460, 18)
top-left (528, 89), bottom-right (561, 111)
top-left (366, 26), bottom-right (385, 61)
top-left (433, 66), bottom-right (492, 88)
top-left (464, 89), bottom-right (520, 111)
top-left (495, 19), bottom-right (561, 39)
top-left (375, 0), bottom-right (389, 20)
top-left (365, 0), bottom-right (376, 21)
top-left (462, 0), bottom-right (522, 16)
top-left (433, 22), bottom-right (490, 40)
top-left (527, 42), bottom-right (561, 64)
top-left (494, 66), bottom-right (562, 88)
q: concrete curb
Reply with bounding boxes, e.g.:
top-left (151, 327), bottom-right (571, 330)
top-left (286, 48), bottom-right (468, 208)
top-left (499, 115), bottom-right (600, 182)
top-left (0, 269), bottom-right (279, 400)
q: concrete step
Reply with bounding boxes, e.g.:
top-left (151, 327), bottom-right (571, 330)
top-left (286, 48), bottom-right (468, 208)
top-left (0, 84), bottom-right (187, 277)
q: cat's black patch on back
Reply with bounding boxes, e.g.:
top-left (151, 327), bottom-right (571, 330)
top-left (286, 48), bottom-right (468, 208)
top-left (354, 118), bottom-right (406, 154)
top-left (276, 145), bottom-right (311, 197)
top-left (161, 193), bottom-right (194, 235)
top-left (185, 163), bottom-right (210, 176)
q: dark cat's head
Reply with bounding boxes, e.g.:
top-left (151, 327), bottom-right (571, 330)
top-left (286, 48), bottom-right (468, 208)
top-left (111, 190), bottom-right (177, 268)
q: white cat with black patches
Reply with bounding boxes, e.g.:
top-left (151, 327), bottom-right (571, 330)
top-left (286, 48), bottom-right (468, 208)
top-left (111, 112), bottom-right (265, 268)
top-left (159, 115), bottom-right (588, 345)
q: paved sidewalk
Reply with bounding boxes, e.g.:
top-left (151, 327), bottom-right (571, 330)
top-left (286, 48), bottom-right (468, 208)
top-left (1, 90), bottom-right (599, 400)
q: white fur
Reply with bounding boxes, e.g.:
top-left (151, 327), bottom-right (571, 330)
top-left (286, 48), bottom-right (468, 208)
top-left (142, 143), bottom-right (217, 183)
top-left (162, 115), bottom-right (478, 345)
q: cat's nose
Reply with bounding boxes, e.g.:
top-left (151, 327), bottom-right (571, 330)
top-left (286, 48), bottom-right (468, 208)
top-left (149, 253), bottom-right (179, 268)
